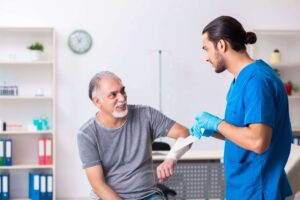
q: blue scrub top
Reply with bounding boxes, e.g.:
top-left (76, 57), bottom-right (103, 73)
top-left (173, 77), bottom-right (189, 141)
top-left (224, 60), bottom-right (292, 200)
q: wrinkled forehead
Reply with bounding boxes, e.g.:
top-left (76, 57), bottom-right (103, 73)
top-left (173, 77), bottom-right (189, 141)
top-left (99, 77), bottom-right (123, 92)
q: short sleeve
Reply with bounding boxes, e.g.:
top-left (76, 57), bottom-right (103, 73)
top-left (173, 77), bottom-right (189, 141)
top-left (77, 131), bottom-right (101, 169)
top-left (243, 76), bottom-right (276, 128)
top-left (148, 107), bottom-right (175, 139)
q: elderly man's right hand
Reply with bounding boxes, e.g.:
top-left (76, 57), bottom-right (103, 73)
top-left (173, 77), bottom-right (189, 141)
top-left (156, 158), bottom-right (176, 182)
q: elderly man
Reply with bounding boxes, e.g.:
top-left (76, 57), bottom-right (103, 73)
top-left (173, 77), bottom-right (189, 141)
top-left (77, 71), bottom-right (190, 200)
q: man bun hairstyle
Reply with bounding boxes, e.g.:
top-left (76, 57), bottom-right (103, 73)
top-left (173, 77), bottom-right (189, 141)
top-left (202, 16), bottom-right (257, 52)
top-left (245, 32), bottom-right (257, 45)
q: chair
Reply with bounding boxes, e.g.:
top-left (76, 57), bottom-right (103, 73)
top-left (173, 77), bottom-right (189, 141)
top-left (152, 141), bottom-right (171, 151)
top-left (152, 141), bottom-right (177, 200)
top-left (285, 144), bottom-right (300, 200)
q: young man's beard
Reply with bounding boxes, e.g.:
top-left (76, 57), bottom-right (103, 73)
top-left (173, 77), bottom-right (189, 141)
top-left (214, 53), bottom-right (226, 73)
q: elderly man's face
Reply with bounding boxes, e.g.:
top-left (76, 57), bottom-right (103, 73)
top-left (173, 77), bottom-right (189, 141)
top-left (97, 77), bottom-right (128, 119)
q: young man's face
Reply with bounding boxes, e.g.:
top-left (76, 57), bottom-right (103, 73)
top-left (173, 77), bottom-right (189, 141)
top-left (95, 77), bottom-right (128, 119)
top-left (202, 32), bottom-right (226, 73)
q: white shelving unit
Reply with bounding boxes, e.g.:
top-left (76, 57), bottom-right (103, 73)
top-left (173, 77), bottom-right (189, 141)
top-left (0, 27), bottom-right (56, 199)
top-left (0, 165), bottom-right (53, 170)
top-left (0, 130), bottom-right (53, 135)
top-left (250, 30), bottom-right (300, 134)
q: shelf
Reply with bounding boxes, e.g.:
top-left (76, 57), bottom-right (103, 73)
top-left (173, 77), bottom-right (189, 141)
top-left (271, 63), bottom-right (299, 69)
top-left (0, 61), bottom-right (53, 65)
top-left (0, 130), bottom-right (53, 135)
top-left (11, 198), bottom-right (30, 200)
top-left (254, 29), bottom-right (300, 36)
top-left (0, 27), bottom-right (53, 32)
top-left (292, 127), bottom-right (300, 132)
top-left (0, 164), bottom-right (53, 170)
top-left (288, 95), bottom-right (300, 100)
top-left (0, 96), bottom-right (53, 100)
top-left (0, 26), bottom-right (56, 199)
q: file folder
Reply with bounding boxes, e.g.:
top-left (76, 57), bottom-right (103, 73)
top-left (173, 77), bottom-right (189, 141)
top-left (0, 139), bottom-right (4, 166)
top-left (40, 174), bottom-right (47, 200)
top-left (38, 138), bottom-right (45, 165)
top-left (45, 139), bottom-right (52, 165)
top-left (4, 139), bottom-right (12, 166)
top-left (46, 174), bottom-right (53, 200)
top-left (0, 174), bottom-right (2, 198)
top-left (29, 173), bottom-right (40, 200)
top-left (1, 174), bottom-right (9, 200)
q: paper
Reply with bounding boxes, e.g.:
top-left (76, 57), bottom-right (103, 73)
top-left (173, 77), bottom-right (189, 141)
top-left (172, 135), bottom-right (199, 152)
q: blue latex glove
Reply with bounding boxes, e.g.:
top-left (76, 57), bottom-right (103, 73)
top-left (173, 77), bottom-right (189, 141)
top-left (195, 112), bottom-right (222, 133)
top-left (189, 125), bottom-right (202, 139)
top-left (190, 122), bottom-right (215, 138)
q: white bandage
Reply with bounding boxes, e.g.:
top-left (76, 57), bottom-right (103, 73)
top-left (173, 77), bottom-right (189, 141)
top-left (165, 137), bottom-right (191, 161)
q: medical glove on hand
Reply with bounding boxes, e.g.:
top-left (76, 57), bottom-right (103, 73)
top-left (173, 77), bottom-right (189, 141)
top-left (195, 112), bottom-right (222, 133)
top-left (189, 125), bottom-right (202, 139)
top-left (190, 122), bottom-right (215, 138)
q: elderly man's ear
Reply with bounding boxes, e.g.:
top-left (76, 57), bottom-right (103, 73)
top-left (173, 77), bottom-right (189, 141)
top-left (92, 97), bottom-right (102, 109)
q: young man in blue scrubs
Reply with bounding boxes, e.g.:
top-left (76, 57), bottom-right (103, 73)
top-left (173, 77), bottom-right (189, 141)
top-left (190, 16), bottom-right (293, 199)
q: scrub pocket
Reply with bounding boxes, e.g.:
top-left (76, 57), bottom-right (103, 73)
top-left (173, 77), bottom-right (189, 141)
top-left (225, 159), bottom-right (262, 199)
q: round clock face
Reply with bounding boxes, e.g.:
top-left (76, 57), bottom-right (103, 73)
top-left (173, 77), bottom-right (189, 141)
top-left (68, 30), bottom-right (92, 54)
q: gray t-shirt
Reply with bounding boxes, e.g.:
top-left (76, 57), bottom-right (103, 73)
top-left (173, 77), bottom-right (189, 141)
top-left (77, 105), bottom-right (175, 199)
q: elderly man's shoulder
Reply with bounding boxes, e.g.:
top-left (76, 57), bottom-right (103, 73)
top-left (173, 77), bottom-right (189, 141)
top-left (129, 104), bottom-right (157, 112)
top-left (78, 117), bottom-right (97, 135)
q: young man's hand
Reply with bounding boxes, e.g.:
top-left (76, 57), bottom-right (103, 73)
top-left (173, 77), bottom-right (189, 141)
top-left (190, 112), bottom-right (222, 138)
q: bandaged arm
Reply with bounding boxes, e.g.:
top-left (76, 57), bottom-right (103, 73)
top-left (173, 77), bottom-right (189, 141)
top-left (165, 137), bottom-right (191, 161)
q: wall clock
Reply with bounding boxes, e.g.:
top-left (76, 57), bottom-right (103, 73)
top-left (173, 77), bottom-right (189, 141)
top-left (68, 29), bottom-right (92, 54)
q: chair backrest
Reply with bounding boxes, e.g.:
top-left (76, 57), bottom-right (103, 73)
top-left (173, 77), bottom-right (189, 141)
top-left (152, 142), bottom-right (171, 151)
top-left (285, 144), bottom-right (300, 197)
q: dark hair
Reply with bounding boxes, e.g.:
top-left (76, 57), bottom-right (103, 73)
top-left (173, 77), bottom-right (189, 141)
top-left (202, 16), bottom-right (257, 51)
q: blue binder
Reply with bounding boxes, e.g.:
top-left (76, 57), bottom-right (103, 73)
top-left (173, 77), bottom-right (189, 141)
top-left (1, 174), bottom-right (9, 200)
top-left (29, 172), bottom-right (40, 200)
top-left (46, 174), bottom-right (53, 200)
top-left (4, 139), bottom-right (12, 166)
top-left (40, 174), bottom-right (47, 200)
top-left (0, 139), bottom-right (5, 166)
top-left (0, 174), bottom-right (2, 198)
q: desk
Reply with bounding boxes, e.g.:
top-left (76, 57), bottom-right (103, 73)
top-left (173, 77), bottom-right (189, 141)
top-left (152, 150), bottom-right (225, 200)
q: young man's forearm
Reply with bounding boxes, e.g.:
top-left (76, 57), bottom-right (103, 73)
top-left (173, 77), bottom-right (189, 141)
top-left (218, 121), bottom-right (272, 154)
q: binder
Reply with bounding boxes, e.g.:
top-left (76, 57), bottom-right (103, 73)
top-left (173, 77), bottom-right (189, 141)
top-left (29, 173), bottom-right (32, 198)
top-left (4, 139), bottom-right (12, 166)
top-left (38, 138), bottom-right (45, 165)
top-left (1, 174), bottom-right (9, 200)
top-left (29, 173), bottom-right (40, 200)
top-left (45, 139), bottom-right (52, 165)
top-left (46, 174), bottom-right (53, 200)
top-left (40, 174), bottom-right (47, 200)
top-left (0, 174), bottom-right (2, 199)
top-left (0, 139), bottom-right (4, 166)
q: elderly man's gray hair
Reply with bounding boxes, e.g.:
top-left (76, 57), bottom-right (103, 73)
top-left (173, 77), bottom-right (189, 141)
top-left (88, 71), bottom-right (122, 100)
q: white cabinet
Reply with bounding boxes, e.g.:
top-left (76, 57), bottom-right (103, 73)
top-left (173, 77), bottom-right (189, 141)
top-left (250, 30), bottom-right (300, 134)
top-left (0, 27), bottom-right (56, 199)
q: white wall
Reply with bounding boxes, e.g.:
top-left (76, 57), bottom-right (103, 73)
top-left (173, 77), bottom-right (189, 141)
top-left (1, 0), bottom-right (300, 198)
